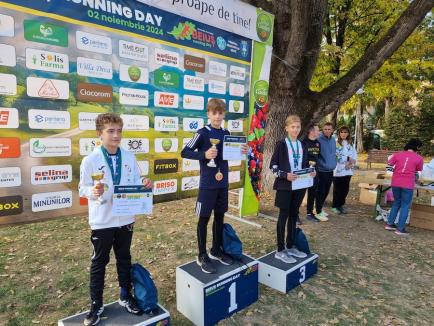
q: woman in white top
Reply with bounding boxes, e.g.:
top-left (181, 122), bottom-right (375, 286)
top-left (332, 126), bottom-right (357, 214)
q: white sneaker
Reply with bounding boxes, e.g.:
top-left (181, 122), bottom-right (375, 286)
top-left (286, 247), bottom-right (307, 258)
top-left (316, 211), bottom-right (329, 221)
top-left (274, 250), bottom-right (296, 263)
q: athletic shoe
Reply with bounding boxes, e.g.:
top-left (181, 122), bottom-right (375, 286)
top-left (384, 224), bottom-right (396, 231)
top-left (84, 301), bottom-right (104, 326)
top-left (286, 247), bottom-right (307, 258)
top-left (322, 210), bottom-right (329, 217)
top-left (331, 207), bottom-right (342, 215)
top-left (296, 216), bottom-right (303, 225)
top-left (340, 206), bottom-right (348, 214)
top-left (118, 295), bottom-right (141, 315)
top-left (315, 211), bottom-right (329, 221)
top-left (395, 229), bottom-right (410, 236)
top-left (209, 251), bottom-right (233, 266)
top-left (196, 254), bottom-right (217, 274)
top-left (274, 251), bottom-right (296, 263)
top-left (306, 213), bottom-right (320, 223)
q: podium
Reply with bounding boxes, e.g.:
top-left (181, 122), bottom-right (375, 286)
top-left (176, 255), bottom-right (258, 326)
top-left (58, 302), bottom-right (170, 326)
top-left (258, 252), bottom-right (318, 293)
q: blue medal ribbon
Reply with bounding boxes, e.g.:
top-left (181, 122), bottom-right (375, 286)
top-left (101, 146), bottom-right (122, 185)
top-left (287, 138), bottom-right (300, 169)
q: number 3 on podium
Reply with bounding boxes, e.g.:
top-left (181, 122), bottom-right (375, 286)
top-left (299, 266), bottom-right (306, 283)
top-left (228, 282), bottom-right (238, 313)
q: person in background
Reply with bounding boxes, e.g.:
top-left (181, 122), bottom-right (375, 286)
top-left (332, 126), bottom-right (357, 214)
top-left (385, 138), bottom-right (424, 236)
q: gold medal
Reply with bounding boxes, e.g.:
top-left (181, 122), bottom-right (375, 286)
top-left (215, 171), bottom-right (223, 181)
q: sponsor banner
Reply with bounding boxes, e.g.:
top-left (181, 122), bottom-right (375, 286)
top-left (154, 48), bottom-right (179, 67)
top-left (184, 54), bottom-right (205, 73)
top-left (77, 57), bottom-right (113, 79)
top-left (77, 83), bottom-right (113, 103)
top-left (119, 40), bottom-right (148, 62)
top-left (154, 159), bottom-right (178, 174)
top-left (26, 77), bottom-right (69, 99)
top-left (78, 112), bottom-right (99, 130)
top-left (228, 119), bottom-right (244, 132)
top-left (31, 164), bottom-right (72, 185)
top-left (121, 114), bottom-right (149, 131)
top-left (184, 75), bottom-right (205, 92)
top-left (229, 100), bottom-right (244, 113)
top-left (229, 170), bottom-right (241, 183)
top-left (28, 109), bottom-right (70, 130)
top-left (121, 138), bottom-right (150, 154)
top-left (79, 138), bottom-right (102, 156)
top-left (0, 44), bottom-right (16, 67)
top-left (119, 64), bottom-right (149, 84)
top-left (76, 30), bottom-right (112, 54)
top-left (154, 138), bottom-right (178, 153)
top-left (25, 48), bottom-right (69, 73)
top-left (183, 117), bottom-right (204, 132)
top-left (0, 167), bottom-right (21, 187)
top-left (154, 91), bottom-right (179, 108)
top-left (181, 176), bottom-right (200, 191)
top-left (208, 80), bottom-right (226, 95)
top-left (32, 191), bottom-right (73, 212)
top-left (182, 158), bottom-right (200, 172)
top-left (154, 116), bottom-right (179, 131)
top-left (0, 73), bottom-right (16, 95)
top-left (119, 87), bottom-right (149, 106)
top-left (0, 14), bottom-right (14, 37)
top-left (230, 65), bottom-right (246, 80)
top-left (0, 137), bottom-right (20, 158)
top-left (0, 108), bottom-right (19, 128)
top-left (183, 94), bottom-right (205, 110)
top-left (24, 19), bottom-right (68, 47)
top-left (153, 179), bottom-right (177, 195)
top-left (137, 160), bottom-right (149, 176)
top-left (30, 138), bottom-right (72, 157)
top-left (154, 70), bottom-right (180, 88)
top-left (0, 195), bottom-right (23, 216)
top-left (228, 160), bottom-right (242, 167)
top-left (229, 83), bottom-right (245, 97)
top-left (209, 60), bottom-right (227, 77)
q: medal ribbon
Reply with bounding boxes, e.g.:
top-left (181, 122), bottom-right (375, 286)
top-left (101, 146), bottom-right (122, 185)
top-left (287, 138), bottom-right (300, 170)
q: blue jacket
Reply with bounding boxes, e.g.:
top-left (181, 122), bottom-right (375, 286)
top-left (317, 133), bottom-right (337, 172)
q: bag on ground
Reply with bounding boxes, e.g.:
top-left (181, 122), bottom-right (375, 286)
top-left (295, 228), bottom-right (311, 254)
top-left (222, 223), bottom-right (243, 260)
top-left (131, 263), bottom-right (158, 313)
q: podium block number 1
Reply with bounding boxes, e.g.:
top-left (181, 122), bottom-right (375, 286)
top-left (228, 282), bottom-right (238, 313)
top-left (299, 266), bottom-right (306, 283)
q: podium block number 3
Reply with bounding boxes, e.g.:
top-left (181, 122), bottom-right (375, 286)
top-left (228, 282), bottom-right (238, 313)
top-left (299, 266), bottom-right (306, 283)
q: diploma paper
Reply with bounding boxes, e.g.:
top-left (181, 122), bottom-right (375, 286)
top-left (112, 185), bottom-right (153, 216)
top-left (223, 135), bottom-right (247, 161)
top-left (292, 168), bottom-right (315, 190)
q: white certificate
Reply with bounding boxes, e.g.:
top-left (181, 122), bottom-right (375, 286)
top-left (292, 168), bottom-right (315, 190)
top-left (112, 185), bottom-right (153, 216)
top-left (223, 135), bottom-right (246, 161)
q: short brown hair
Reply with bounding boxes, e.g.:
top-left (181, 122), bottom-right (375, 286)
top-left (95, 113), bottom-right (123, 133)
top-left (323, 122), bottom-right (334, 128)
top-left (207, 98), bottom-right (226, 113)
top-left (285, 114), bottom-right (301, 126)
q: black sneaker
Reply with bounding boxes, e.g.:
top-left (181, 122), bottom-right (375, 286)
top-left (209, 251), bottom-right (234, 266)
top-left (296, 216), bottom-right (303, 225)
top-left (306, 213), bottom-right (320, 223)
top-left (118, 295), bottom-right (141, 315)
top-left (83, 301), bottom-right (104, 326)
top-left (196, 254), bottom-right (217, 273)
top-left (339, 206), bottom-right (348, 214)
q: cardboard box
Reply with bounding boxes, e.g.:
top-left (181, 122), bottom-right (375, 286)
top-left (358, 183), bottom-right (378, 205)
top-left (410, 203), bottom-right (434, 231)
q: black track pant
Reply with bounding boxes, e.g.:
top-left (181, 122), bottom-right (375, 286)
top-left (316, 171), bottom-right (334, 213)
top-left (197, 211), bottom-right (224, 258)
top-left (332, 175), bottom-right (352, 208)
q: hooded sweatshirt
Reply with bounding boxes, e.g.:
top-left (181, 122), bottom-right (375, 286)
top-left (317, 133), bottom-right (337, 172)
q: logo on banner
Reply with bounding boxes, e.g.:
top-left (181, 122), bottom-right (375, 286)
top-left (216, 36), bottom-right (226, 50)
top-left (119, 88), bottom-right (149, 106)
top-left (32, 191), bottom-right (72, 212)
top-left (228, 120), bottom-right (243, 132)
top-left (137, 161), bottom-right (149, 176)
top-left (121, 138), bottom-right (149, 154)
top-left (208, 80), bottom-right (226, 94)
top-left (0, 73), bottom-right (16, 95)
top-left (209, 61), bottom-right (227, 77)
top-left (182, 158), bottom-right (200, 172)
top-left (184, 75), bottom-right (204, 92)
top-left (119, 40), bottom-right (148, 62)
top-left (183, 95), bottom-right (204, 110)
top-left (24, 20), bottom-right (68, 47)
top-left (181, 176), bottom-right (200, 191)
top-left (0, 14), bottom-right (14, 37)
top-left (154, 116), bottom-right (179, 131)
top-left (0, 108), bottom-right (19, 128)
top-left (119, 64), bottom-right (148, 84)
top-left (0, 195), bottom-right (23, 216)
top-left (26, 77), bottom-right (69, 99)
top-left (0, 44), bottom-right (16, 67)
top-left (79, 112), bottom-right (99, 130)
top-left (229, 171), bottom-right (241, 183)
top-left (155, 138), bottom-right (178, 153)
top-left (241, 41), bottom-right (249, 58)
top-left (153, 179), bottom-right (177, 195)
top-left (254, 80), bottom-right (269, 107)
top-left (76, 30), bottom-right (112, 54)
top-left (79, 138), bottom-right (102, 156)
top-left (256, 13), bottom-right (273, 42)
top-left (0, 138), bottom-right (20, 158)
top-left (229, 100), bottom-right (244, 114)
top-left (154, 159), bottom-right (178, 174)
top-left (0, 167), bottom-right (21, 187)
top-left (77, 57), bottom-right (112, 79)
top-left (184, 55), bottom-right (205, 73)
top-left (183, 118), bottom-right (204, 132)
top-left (77, 83), bottom-right (113, 103)
top-left (154, 92), bottom-right (179, 108)
top-left (229, 83), bottom-right (245, 97)
top-left (29, 110), bottom-right (70, 129)
top-left (31, 165), bottom-right (72, 185)
top-left (26, 48), bottom-right (69, 73)
top-left (30, 138), bottom-right (72, 157)
top-left (154, 48), bottom-right (179, 67)
top-left (121, 114), bottom-right (149, 131)
top-left (154, 70), bottom-right (180, 88)
top-left (230, 66), bottom-right (246, 80)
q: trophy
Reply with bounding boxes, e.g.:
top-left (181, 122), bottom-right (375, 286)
top-left (207, 138), bottom-right (220, 167)
top-left (91, 171), bottom-right (106, 204)
top-left (309, 161), bottom-right (316, 168)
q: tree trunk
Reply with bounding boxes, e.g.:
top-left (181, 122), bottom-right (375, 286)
top-left (384, 97), bottom-right (391, 123)
top-left (356, 99), bottom-right (364, 153)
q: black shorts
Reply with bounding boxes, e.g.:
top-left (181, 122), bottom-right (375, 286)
top-left (195, 188), bottom-right (228, 217)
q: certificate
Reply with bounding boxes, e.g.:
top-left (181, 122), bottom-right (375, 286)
top-left (292, 168), bottom-right (315, 190)
top-left (223, 135), bottom-right (247, 161)
top-left (112, 185), bottom-right (153, 216)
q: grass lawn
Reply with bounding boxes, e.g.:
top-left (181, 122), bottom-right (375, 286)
top-left (0, 174), bottom-right (433, 325)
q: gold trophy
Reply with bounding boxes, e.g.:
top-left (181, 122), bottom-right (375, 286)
top-left (91, 171), bottom-right (106, 204)
top-left (309, 161), bottom-right (316, 168)
top-left (207, 138), bottom-right (220, 168)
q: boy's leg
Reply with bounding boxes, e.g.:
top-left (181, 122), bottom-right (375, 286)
top-left (316, 172), bottom-right (327, 213)
top-left (277, 207), bottom-right (290, 252)
top-left (286, 190), bottom-right (303, 248)
top-left (306, 175), bottom-right (318, 215)
top-left (197, 215), bottom-right (211, 257)
top-left (113, 223), bottom-right (134, 293)
top-left (210, 188), bottom-right (228, 255)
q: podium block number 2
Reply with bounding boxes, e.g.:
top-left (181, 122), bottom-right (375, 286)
top-left (299, 266), bottom-right (306, 283)
top-left (228, 282), bottom-right (238, 313)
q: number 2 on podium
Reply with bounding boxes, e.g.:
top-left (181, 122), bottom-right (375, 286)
top-left (228, 282), bottom-right (238, 313)
top-left (299, 265), bottom-right (306, 283)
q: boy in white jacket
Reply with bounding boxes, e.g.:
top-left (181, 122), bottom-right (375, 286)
top-left (79, 113), bottom-right (152, 326)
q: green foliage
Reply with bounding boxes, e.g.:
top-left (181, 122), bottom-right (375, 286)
top-left (417, 87), bottom-right (434, 156)
top-left (383, 106), bottom-right (418, 151)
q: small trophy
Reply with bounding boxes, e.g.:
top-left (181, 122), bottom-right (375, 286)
top-left (207, 138), bottom-right (220, 167)
top-left (309, 161), bottom-right (316, 168)
top-left (91, 171), bottom-right (106, 204)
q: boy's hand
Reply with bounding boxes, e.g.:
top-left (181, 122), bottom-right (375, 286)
top-left (310, 171), bottom-right (316, 177)
top-left (205, 147), bottom-right (217, 159)
top-left (241, 144), bottom-right (248, 155)
top-left (92, 183), bottom-right (104, 197)
top-left (142, 178), bottom-right (152, 189)
top-left (287, 173), bottom-right (298, 181)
